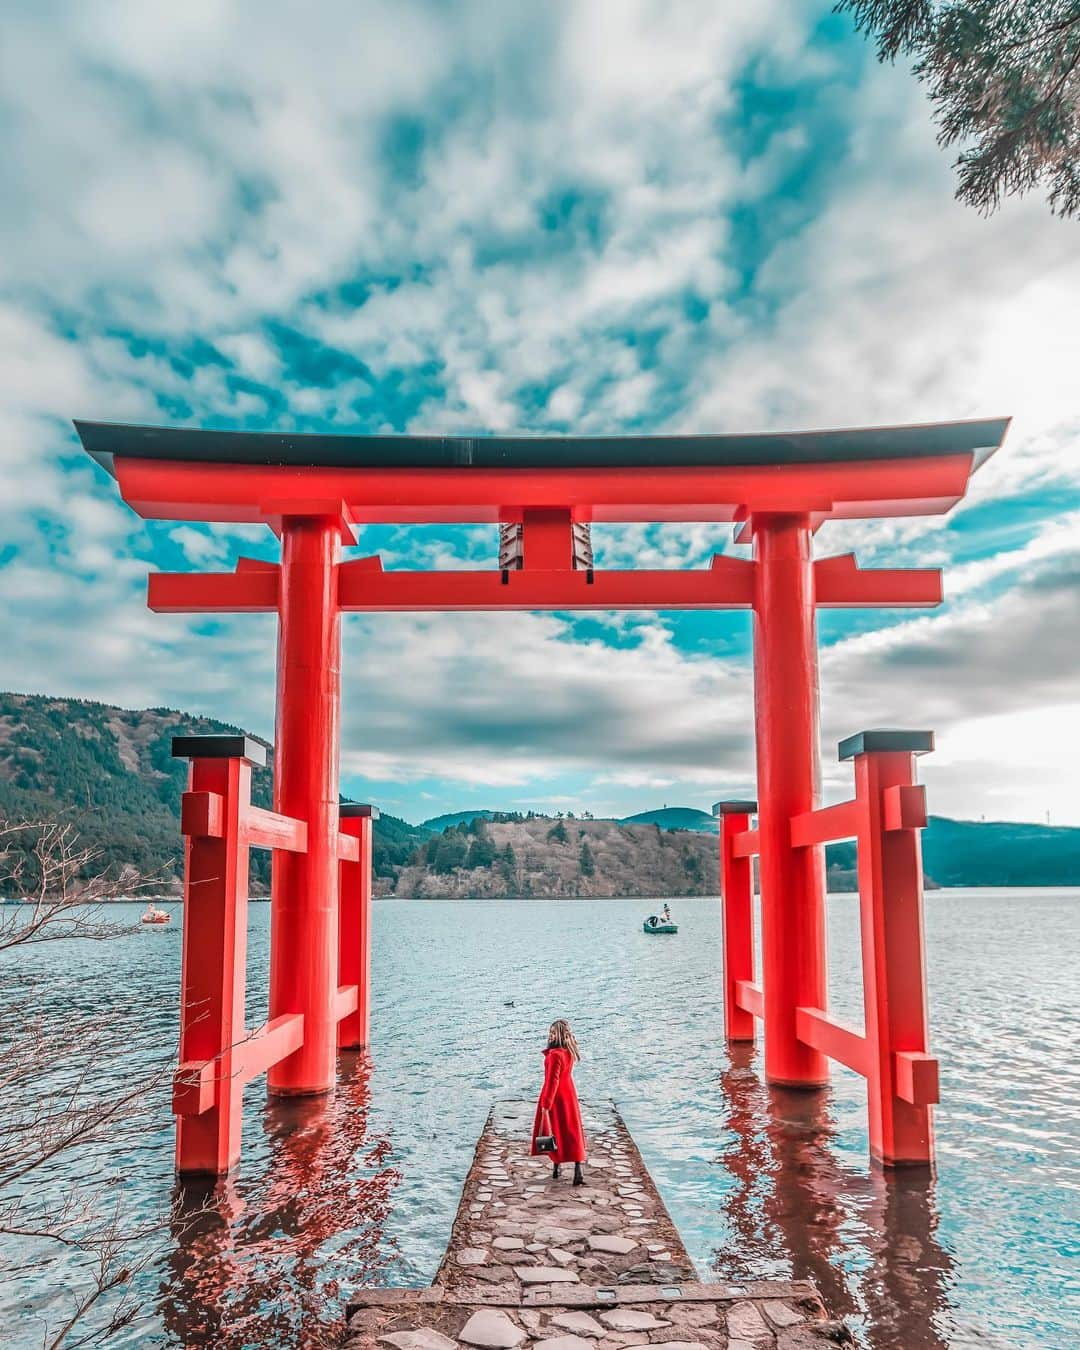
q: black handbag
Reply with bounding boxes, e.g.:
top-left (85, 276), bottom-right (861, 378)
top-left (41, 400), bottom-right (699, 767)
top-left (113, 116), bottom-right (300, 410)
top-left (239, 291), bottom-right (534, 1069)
top-left (535, 1111), bottom-right (556, 1152)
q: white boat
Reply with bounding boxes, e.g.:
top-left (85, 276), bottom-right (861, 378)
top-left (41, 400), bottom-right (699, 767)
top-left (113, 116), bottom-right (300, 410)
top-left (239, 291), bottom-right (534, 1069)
top-left (643, 914), bottom-right (678, 934)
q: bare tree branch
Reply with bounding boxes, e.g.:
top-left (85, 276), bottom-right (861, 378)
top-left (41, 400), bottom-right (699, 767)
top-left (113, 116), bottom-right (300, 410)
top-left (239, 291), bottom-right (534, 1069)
top-left (0, 819), bottom-right (167, 952)
top-left (0, 816), bottom-right (195, 1347)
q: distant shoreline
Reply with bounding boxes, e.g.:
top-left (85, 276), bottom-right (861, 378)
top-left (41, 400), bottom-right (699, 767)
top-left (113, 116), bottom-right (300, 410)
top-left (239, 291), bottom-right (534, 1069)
top-left (4, 885), bottom-right (1078, 906)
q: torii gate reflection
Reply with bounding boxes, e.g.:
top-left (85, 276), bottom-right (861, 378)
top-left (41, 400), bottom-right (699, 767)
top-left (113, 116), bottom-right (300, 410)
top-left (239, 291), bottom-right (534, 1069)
top-left (76, 416), bottom-right (1010, 1176)
top-left (714, 1044), bottom-right (955, 1350)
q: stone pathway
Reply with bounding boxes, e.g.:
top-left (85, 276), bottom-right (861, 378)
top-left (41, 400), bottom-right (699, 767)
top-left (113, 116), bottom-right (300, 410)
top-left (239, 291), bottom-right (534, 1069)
top-left (343, 1101), bottom-right (849, 1350)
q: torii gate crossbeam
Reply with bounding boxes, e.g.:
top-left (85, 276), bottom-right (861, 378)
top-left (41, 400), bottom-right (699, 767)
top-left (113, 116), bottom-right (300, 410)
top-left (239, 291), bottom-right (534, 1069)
top-left (76, 415), bottom-right (1009, 1176)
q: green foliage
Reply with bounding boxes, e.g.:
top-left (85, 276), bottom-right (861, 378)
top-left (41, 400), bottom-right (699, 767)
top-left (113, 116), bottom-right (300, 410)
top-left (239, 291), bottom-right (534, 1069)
top-left (839, 0), bottom-right (1080, 216)
top-left (579, 840), bottom-right (596, 876)
top-left (430, 833), bottom-right (469, 874)
top-left (465, 829), bottom-right (498, 869)
top-left (420, 809), bottom-right (495, 832)
top-left (824, 815), bottom-right (1080, 885)
top-left (546, 819), bottom-right (569, 844)
top-left (0, 693), bottom-right (273, 892)
top-left (371, 811), bottom-right (429, 879)
top-left (0, 693), bottom-right (429, 893)
top-left (620, 806), bottom-right (717, 832)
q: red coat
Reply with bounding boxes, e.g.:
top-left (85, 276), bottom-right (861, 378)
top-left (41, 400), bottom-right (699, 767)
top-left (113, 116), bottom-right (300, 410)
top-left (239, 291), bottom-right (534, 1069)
top-left (531, 1046), bottom-right (586, 1163)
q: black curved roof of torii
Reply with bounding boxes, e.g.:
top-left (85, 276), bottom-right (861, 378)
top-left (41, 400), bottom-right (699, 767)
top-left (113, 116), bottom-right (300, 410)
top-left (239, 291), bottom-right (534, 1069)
top-left (74, 417), bottom-right (1009, 477)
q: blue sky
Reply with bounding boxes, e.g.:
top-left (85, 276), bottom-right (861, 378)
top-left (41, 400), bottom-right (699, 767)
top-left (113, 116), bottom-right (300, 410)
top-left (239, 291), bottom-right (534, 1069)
top-left (1, 1), bottom-right (1078, 825)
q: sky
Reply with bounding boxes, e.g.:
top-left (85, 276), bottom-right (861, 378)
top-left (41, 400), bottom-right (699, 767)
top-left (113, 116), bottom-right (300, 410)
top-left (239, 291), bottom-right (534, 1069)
top-left (1, 0), bottom-right (1078, 827)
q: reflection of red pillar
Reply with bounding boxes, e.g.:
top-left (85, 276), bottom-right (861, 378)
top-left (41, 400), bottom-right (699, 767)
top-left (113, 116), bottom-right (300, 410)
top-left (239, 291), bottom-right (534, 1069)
top-left (339, 804), bottom-right (376, 1049)
top-left (716, 801), bottom-right (757, 1042)
top-left (269, 517), bottom-right (342, 1095)
top-left (847, 733), bottom-right (937, 1166)
top-left (752, 513), bottom-right (828, 1086)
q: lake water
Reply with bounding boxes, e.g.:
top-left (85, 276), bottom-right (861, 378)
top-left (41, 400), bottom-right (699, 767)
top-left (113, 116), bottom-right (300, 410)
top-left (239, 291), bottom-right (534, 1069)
top-left (1, 890), bottom-right (1077, 1347)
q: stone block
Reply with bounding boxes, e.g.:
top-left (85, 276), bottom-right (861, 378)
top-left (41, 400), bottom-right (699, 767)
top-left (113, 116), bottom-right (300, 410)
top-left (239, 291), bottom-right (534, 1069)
top-left (550, 1312), bottom-right (605, 1337)
top-left (597, 1309), bottom-right (670, 1331)
top-left (459, 1309), bottom-right (527, 1348)
top-left (514, 1266), bottom-right (581, 1283)
top-left (378, 1331), bottom-right (457, 1350)
top-left (760, 1300), bottom-right (805, 1329)
top-left (588, 1234), bottom-right (639, 1255)
top-left (727, 1302), bottom-right (770, 1340)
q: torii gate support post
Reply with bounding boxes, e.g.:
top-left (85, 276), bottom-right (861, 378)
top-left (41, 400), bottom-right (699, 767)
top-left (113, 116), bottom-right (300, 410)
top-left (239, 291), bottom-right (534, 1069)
top-left (847, 734), bottom-right (938, 1165)
top-left (731, 729), bottom-right (940, 1167)
top-left (339, 804), bottom-right (378, 1049)
top-left (751, 513), bottom-right (829, 1087)
top-left (269, 515), bottom-right (344, 1096)
top-left (173, 744), bottom-right (254, 1175)
top-left (716, 800), bottom-right (758, 1043)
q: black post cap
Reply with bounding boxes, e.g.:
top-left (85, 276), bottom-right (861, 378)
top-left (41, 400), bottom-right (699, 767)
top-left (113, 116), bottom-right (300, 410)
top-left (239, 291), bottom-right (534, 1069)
top-left (838, 729), bottom-right (934, 761)
top-left (171, 734), bottom-right (268, 767)
top-left (340, 802), bottom-right (380, 820)
top-left (712, 799), bottom-right (758, 816)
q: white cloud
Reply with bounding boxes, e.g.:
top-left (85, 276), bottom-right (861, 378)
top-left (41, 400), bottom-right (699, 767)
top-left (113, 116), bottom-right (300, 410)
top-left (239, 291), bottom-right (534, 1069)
top-left (170, 525), bottom-right (231, 566)
top-left (0, 2), bottom-right (1077, 825)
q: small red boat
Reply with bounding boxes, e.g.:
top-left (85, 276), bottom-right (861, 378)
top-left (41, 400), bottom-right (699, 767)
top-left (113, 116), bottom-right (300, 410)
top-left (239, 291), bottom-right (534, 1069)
top-left (140, 905), bottom-right (171, 925)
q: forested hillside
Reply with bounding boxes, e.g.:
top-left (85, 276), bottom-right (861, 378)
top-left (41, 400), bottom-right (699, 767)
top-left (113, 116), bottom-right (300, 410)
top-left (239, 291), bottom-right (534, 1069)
top-left (0, 692), bottom-right (1076, 896)
top-left (392, 813), bottom-right (717, 898)
top-left (0, 693), bottom-right (425, 894)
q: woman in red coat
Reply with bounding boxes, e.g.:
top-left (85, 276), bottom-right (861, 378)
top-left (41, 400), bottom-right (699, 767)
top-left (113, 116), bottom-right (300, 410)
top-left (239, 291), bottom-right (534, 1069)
top-left (531, 1019), bottom-right (587, 1185)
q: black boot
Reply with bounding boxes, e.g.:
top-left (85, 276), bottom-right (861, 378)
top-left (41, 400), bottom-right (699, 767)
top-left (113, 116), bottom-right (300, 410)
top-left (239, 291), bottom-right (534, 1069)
top-left (552, 1163), bottom-right (561, 1179)
top-left (573, 1163), bottom-right (584, 1187)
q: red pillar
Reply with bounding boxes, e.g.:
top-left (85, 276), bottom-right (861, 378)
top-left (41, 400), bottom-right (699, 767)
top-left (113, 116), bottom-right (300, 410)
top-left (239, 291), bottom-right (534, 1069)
top-left (715, 800), bottom-right (757, 1043)
top-left (846, 730), bottom-right (937, 1166)
top-left (339, 804), bottom-right (377, 1049)
top-left (269, 516), bottom-right (342, 1095)
top-left (172, 737), bottom-right (263, 1174)
top-left (751, 513), bottom-right (828, 1086)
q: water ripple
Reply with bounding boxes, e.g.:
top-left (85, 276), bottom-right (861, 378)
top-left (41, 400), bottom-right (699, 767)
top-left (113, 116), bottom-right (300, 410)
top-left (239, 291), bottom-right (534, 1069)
top-left (0, 889), bottom-right (1076, 1347)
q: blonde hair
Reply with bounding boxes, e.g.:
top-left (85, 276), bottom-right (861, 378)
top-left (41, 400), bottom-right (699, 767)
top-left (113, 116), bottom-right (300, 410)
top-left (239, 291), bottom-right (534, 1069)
top-left (548, 1019), bottom-right (581, 1063)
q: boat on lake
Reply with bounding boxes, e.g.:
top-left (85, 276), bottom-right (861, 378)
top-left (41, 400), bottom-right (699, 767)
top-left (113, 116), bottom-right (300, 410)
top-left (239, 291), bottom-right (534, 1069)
top-left (140, 905), bottom-right (171, 926)
top-left (643, 914), bottom-right (678, 934)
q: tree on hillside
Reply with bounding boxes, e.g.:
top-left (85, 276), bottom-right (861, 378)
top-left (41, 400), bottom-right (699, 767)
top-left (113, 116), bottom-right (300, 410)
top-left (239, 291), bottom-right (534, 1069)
top-left (430, 833), bottom-right (469, 874)
top-left (682, 846), bottom-right (703, 893)
top-left (839, 1), bottom-right (1080, 216)
top-left (546, 819), bottom-right (569, 844)
top-left (465, 831), bottom-right (497, 869)
top-left (579, 840), bottom-right (596, 877)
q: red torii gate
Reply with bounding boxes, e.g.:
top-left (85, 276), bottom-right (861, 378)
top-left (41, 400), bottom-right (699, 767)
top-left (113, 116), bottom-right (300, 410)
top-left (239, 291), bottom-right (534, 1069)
top-left (77, 415), bottom-right (1008, 1175)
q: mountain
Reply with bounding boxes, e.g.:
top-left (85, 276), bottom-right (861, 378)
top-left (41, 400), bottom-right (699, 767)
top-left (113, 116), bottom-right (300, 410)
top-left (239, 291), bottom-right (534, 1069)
top-left (425, 807), bottom-right (721, 834)
top-left (0, 691), bottom-right (1076, 896)
top-left (0, 692), bottom-right (426, 893)
top-left (821, 816), bottom-right (1080, 889)
top-left (420, 809), bottom-right (497, 832)
top-left (922, 816), bottom-right (1080, 887)
top-left (392, 814), bottom-right (716, 898)
top-left (619, 807), bottom-right (718, 832)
